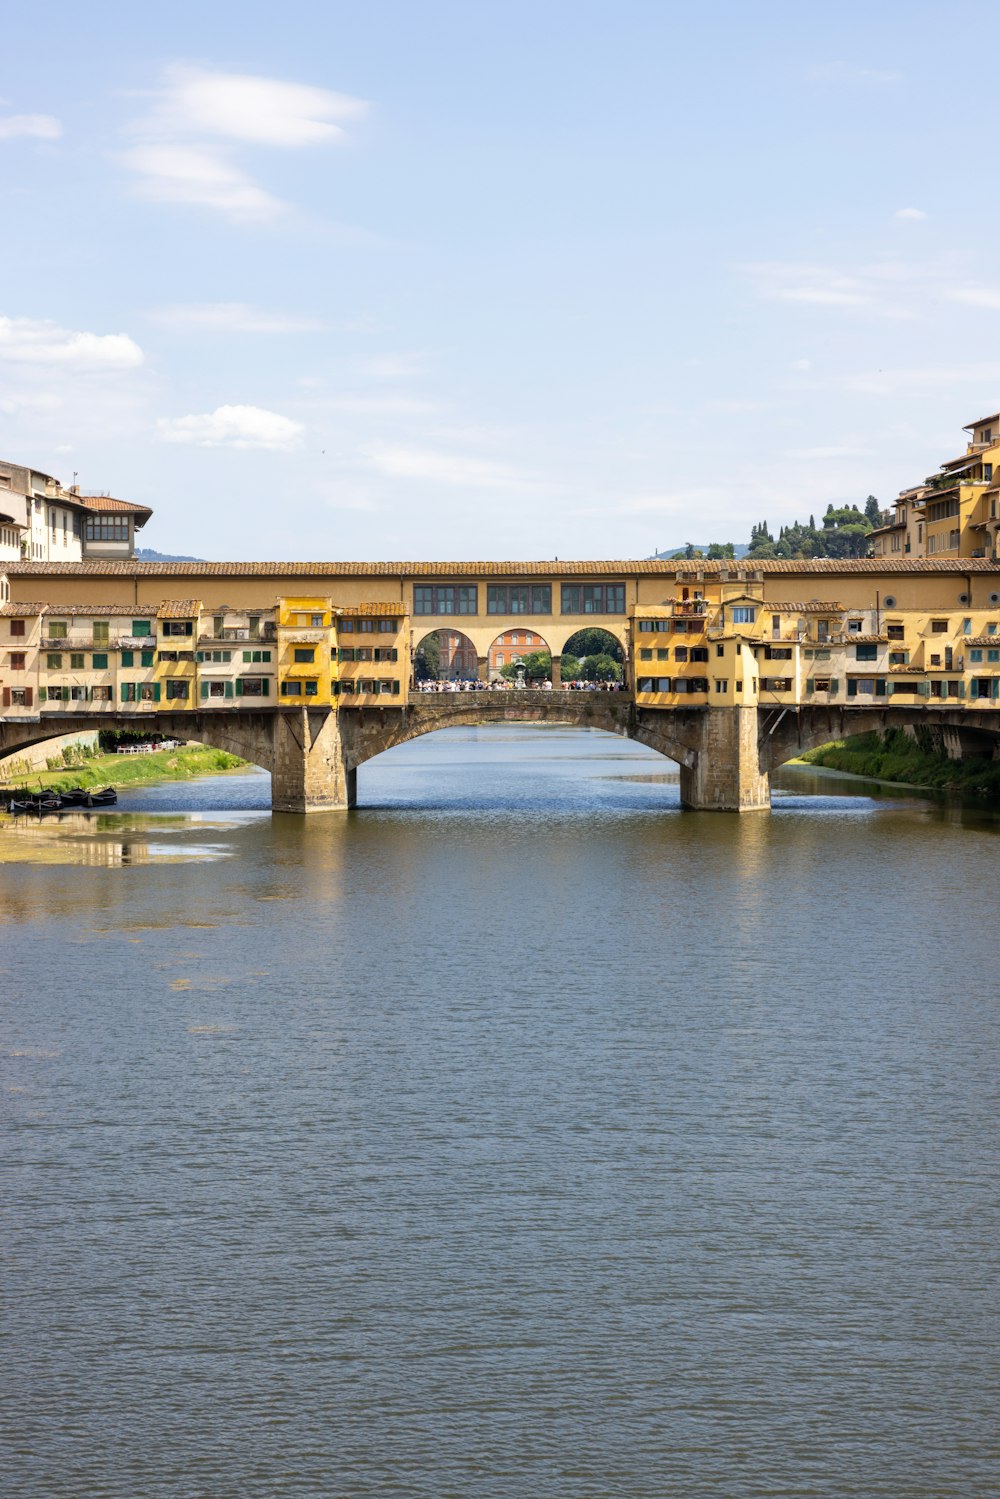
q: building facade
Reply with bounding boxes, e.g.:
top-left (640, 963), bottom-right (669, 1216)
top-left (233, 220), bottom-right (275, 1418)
top-left (870, 411), bottom-right (1000, 561)
top-left (0, 459), bottom-right (151, 577)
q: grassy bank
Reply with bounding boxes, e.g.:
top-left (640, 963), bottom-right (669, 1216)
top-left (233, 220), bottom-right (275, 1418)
top-left (1, 744), bottom-right (248, 794)
top-left (800, 729), bottom-right (1000, 799)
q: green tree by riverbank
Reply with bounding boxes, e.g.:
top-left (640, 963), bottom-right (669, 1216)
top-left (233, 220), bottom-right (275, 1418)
top-left (801, 730), bottom-right (1000, 798)
top-left (1, 744), bottom-right (248, 795)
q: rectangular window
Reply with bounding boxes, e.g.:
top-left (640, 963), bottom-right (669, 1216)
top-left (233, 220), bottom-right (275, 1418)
top-left (84, 516), bottom-right (129, 543)
top-left (378, 619), bottom-right (399, 632)
top-left (93, 622), bottom-right (110, 644)
top-left (48, 621), bottom-right (68, 639)
top-left (10, 619), bottom-right (26, 637)
top-left (487, 585), bottom-right (552, 615)
top-left (714, 680), bottom-right (728, 693)
top-left (887, 624), bottom-right (904, 640)
top-left (731, 607), bottom-right (755, 624)
top-left (92, 653), bottom-right (109, 670)
top-left (690, 647), bottom-right (709, 662)
top-left (848, 619), bottom-right (862, 633)
top-left (560, 583), bottom-right (626, 615)
top-left (889, 651), bottom-right (910, 666)
top-left (238, 678), bottom-right (268, 697)
top-left (70, 653), bottom-right (85, 669)
top-left (131, 620), bottom-right (151, 637)
top-left (163, 620), bottom-right (194, 636)
top-left (242, 650), bottom-right (271, 663)
top-left (855, 644), bottom-right (878, 661)
top-left (141, 651), bottom-right (154, 668)
top-left (281, 681), bottom-right (302, 695)
top-left (640, 648), bottom-right (653, 661)
top-left (963, 618), bottom-right (972, 634)
top-left (293, 647), bottom-right (316, 663)
top-left (931, 619), bottom-right (948, 633)
top-left (120, 651), bottom-right (134, 667)
top-left (413, 585), bottom-right (478, 615)
top-left (9, 652), bottom-right (25, 670)
top-left (165, 680), bottom-right (189, 700)
top-left (970, 649), bottom-right (983, 663)
top-left (47, 653), bottom-right (62, 669)
top-left (359, 619), bottom-right (374, 632)
top-left (674, 646), bottom-right (688, 662)
top-left (657, 649), bottom-right (669, 661)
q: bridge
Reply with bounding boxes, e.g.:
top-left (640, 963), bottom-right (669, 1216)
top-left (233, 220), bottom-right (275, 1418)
top-left (4, 691), bottom-right (999, 813)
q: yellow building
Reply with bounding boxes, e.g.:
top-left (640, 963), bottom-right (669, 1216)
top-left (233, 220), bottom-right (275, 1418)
top-left (276, 596), bottom-right (337, 705)
top-left (336, 602), bottom-right (409, 703)
top-left (155, 600), bottom-right (201, 712)
top-left (871, 410), bottom-right (1000, 561)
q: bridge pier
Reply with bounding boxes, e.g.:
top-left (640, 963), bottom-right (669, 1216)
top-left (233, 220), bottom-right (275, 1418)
top-left (680, 706), bottom-right (771, 812)
top-left (271, 707), bottom-right (356, 814)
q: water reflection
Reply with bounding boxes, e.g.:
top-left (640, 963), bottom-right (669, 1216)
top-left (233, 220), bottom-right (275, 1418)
top-left (4, 727), bottom-right (1000, 1498)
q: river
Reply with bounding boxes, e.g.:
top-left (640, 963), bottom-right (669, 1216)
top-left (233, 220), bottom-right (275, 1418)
top-left (3, 726), bottom-right (999, 1498)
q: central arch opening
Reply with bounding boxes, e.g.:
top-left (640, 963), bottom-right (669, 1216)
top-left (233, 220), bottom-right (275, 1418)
top-left (561, 627), bottom-right (625, 685)
top-left (414, 629), bottom-right (480, 684)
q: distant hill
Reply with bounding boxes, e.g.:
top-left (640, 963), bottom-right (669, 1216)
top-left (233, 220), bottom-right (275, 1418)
top-left (135, 547), bottom-right (205, 562)
top-left (652, 543), bottom-right (751, 560)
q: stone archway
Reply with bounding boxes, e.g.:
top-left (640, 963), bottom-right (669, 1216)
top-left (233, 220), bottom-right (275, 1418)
top-left (487, 627), bottom-right (552, 683)
top-left (561, 626), bottom-right (627, 688)
top-left (413, 628), bottom-right (481, 683)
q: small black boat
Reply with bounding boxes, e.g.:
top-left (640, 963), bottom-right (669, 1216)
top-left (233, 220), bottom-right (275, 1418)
top-left (3, 785), bottom-right (118, 814)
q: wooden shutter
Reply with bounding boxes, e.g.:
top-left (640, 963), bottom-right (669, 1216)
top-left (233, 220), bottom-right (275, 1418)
top-left (201, 681), bottom-right (209, 699)
top-left (225, 680), bottom-right (233, 698)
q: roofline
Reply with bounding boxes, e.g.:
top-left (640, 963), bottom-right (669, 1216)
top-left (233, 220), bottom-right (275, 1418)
top-left (963, 413), bottom-right (1000, 430)
top-left (6, 557), bottom-right (1000, 578)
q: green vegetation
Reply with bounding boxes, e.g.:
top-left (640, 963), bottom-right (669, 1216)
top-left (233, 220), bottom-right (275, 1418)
top-left (500, 650), bottom-right (551, 681)
top-left (801, 730), bottom-right (1000, 799)
top-left (1, 744), bottom-right (247, 795)
top-left (562, 628), bottom-right (624, 663)
top-left (670, 495), bottom-right (886, 562)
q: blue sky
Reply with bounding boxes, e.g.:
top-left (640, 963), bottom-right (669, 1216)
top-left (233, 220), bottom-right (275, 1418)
top-left (2, 0), bottom-right (1000, 560)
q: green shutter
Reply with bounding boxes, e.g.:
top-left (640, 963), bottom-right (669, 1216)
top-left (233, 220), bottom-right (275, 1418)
top-left (235, 678), bottom-right (243, 696)
top-left (958, 681), bottom-right (966, 698)
top-left (225, 680), bottom-right (234, 698)
top-left (847, 679), bottom-right (857, 698)
top-left (806, 678), bottom-right (814, 693)
top-left (201, 681), bottom-right (209, 699)
top-left (917, 681), bottom-right (930, 697)
top-left (121, 650), bottom-right (134, 667)
top-left (829, 679), bottom-right (839, 695)
top-left (261, 679), bottom-right (269, 697)
top-left (875, 678), bottom-right (887, 697)
top-left (153, 683), bottom-right (161, 703)
top-left (40, 686), bottom-right (47, 702)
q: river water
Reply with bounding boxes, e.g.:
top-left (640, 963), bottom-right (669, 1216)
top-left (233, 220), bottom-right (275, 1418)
top-left (3, 726), bottom-right (999, 1498)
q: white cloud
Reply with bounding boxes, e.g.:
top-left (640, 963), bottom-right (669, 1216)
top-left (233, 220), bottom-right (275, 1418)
top-left (119, 66), bottom-right (368, 222)
top-left (0, 315), bottom-right (143, 369)
top-left (146, 301), bottom-right (324, 332)
top-left (120, 144), bottom-right (285, 220)
top-left (364, 352), bottom-right (427, 380)
top-left (944, 286), bottom-right (1000, 310)
top-left (842, 363), bottom-right (1000, 396)
top-left (790, 358), bottom-right (812, 371)
top-left (141, 65), bottom-right (367, 148)
top-left (156, 404), bottom-right (304, 449)
top-left (808, 62), bottom-right (901, 85)
top-left (783, 446), bottom-right (872, 460)
top-left (744, 261), bottom-right (915, 318)
top-left (894, 207), bottom-right (927, 221)
top-left (364, 444), bottom-right (534, 490)
top-left (0, 113), bottom-right (61, 141)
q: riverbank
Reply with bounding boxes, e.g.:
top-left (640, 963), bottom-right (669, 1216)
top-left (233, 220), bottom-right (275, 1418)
top-left (0, 744), bottom-right (248, 795)
top-left (800, 729), bottom-right (1000, 798)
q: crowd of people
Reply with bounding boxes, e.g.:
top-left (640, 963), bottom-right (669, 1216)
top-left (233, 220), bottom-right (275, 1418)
top-left (413, 677), bottom-right (626, 692)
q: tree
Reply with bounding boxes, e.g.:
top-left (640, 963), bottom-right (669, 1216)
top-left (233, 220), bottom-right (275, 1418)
top-left (864, 494), bottom-right (882, 525)
top-left (414, 633), bottom-right (441, 681)
top-left (706, 542), bottom-right (736, 559)
top-left (562, 628), bottom-right (624, 663)
top-left (500, 650), bottom-right (551, 681)
top-left (579, 653), bottom-right (623, 682)
top-left (558, 653), bottom-right (582, 681)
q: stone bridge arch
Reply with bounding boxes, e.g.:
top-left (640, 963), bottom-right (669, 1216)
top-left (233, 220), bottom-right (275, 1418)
top-left (0, 710), bottom-right (280, 777)
top-left (758, 703), bottom-right (1000, 775)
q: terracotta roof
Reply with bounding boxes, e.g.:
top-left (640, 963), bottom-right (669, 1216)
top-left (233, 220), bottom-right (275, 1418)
top-left (963, 413), bottom-right (1000, 431)
top-left (847, 634), bottom-right (889, 644)
top-left (7, 557), bottom-right (1000, 578)
top-left (338, 602), bottom-right (407, 616)
top-left (76, 495), bottom-right (153, 518)
top-left (44, 603), bottom-right (159, 617)
top-left (157, 599), bottom-right (201, 618)
top-left (0, 601), bottom-right (49, 616)
top-left (966, 636), bottom-right (1000, 647)
top-left (766, 601), bottom-right (844, 613)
